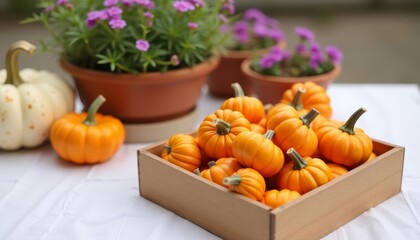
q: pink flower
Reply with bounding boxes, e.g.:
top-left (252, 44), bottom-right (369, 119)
top-left (109, 18), bottom-right (126, 29)
top-left (171, 55), bottom-right (180, 66)
top-left (104, 0), bottom-right (119, 7)
top-left (173, 1), bottom-right (195, 12)
top-left (136, 39), bottom-right (150, 52)
top-left (188, 22), bottom-right (198, 29)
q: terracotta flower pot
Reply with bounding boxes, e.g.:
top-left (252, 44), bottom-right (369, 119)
top-left (207, 41), bottom-right (286, 98)
top-left (241, 58), bottom-right (341, 105)
top-left (60, 58), bottom-right (219, 123)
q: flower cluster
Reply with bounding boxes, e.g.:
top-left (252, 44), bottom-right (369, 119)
top-left (24, 0), bottom-right (234, 73)
top-left (223, 8), bottom-right (284, 51)
top-left (251, 26), bottom-right (343, 77)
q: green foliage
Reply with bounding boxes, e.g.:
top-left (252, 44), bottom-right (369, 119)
top-left (22, 0), bottom-right (233, 73)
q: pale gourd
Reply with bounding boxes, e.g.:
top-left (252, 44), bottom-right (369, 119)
top-left (0, 40), bottom-right (74, 150)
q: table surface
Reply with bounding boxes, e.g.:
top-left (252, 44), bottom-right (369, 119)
top-left (1, 83), bottom-right (419, 240)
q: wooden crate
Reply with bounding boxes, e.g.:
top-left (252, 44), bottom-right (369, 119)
top-left (137, 137), bottom-right (404, 240)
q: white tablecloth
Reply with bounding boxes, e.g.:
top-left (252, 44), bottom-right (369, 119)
top-left (1, 84), bottom-right (419, 240)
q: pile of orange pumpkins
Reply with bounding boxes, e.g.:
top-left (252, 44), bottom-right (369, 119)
top-left (161, 81), bottom-right (377, 208)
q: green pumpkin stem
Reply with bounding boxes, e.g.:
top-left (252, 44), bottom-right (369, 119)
top-left (207, 161), bottom-right (216, 168)
top-left (213, 118), bottom-right (231, 135)
top-left (289, 88), bottom-right (306, 110)
top-left (163, 144), bottom-right (171, 154)
top-left (339, 107), bottom-right (367, 135)
top-left (300, 108), bottom-right (319, 127)
top-left (287, 148), bottom-right (307, 170)
top-left (223, 174), bottom-right (241, 186)
top-left (5, 40), bottom-right (36, 86)
top-left (231, 82), bottom-right (245, 97)
top-left (82, 95), bottom-right (106, 126)
top-left (263, 129), bottom-right (275, 141)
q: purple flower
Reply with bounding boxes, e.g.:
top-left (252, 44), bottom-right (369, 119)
top-left (173, 1), bottom-right (195, 12)
top-left (310, 42), bottom-right (322, 55)
top-left (233, 20), bottom-right (249, 44)
top-left (104, 0), bottom-right (118, 7)
top-left (122, 0), bottom-right (134, 6)
top-left (107, 6), bottom-right (123, 18)
top-left (253, 23), bottom-right (269, 38)
top-left (244, 8), bottom-right (266, 23)
top-left (223, 2), bottom-right (235, 15)
top-left (188, 22), bottom-right (199, 29)
top-left (269, 47), bottom-right (284, 61)
top-left (309, 58), bottom-right (319, 70)
top-left (326, 45), bottom-right (343, 65)
top-left (171, 55), bottom-right (180, 66)
top-left (310, 52), bottom-right (324, 64)
top-left (259, 55), bottom-right (276, 69)
top-left (218, 14), bottom-right (228, 24)
top-left (187, 0), bottom-right (205, 7)
top-left (269, 29), bottom-right (284, 41)
top-left (295, 26), bottom-right (315, 41)
top-left (143, 12), bottom-right (154, 19)
top-left (136, 39), bottom-right (150, 52)
top-left (134, 0), bottom-right (155, 9)
top-left (85, 10), bottom-right (109, 28)
top-left (44, 5), bottom-right (54, 12)
top-left (57, 0), bottom-right (69, 6)
top-left (109, 18), bottom-right (126, 29)
top-left (295, 43), bottom-right (306, 54)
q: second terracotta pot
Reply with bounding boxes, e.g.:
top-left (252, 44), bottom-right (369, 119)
top-left (241, 58), bottom-right (341, 105)
top-left (61, 58), bottom-right (219, 123)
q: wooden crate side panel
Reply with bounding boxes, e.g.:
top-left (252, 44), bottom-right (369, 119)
top-left (271, 146), bottom-right (404, 240)
top-left (139, 150), bottom-right (272, 240)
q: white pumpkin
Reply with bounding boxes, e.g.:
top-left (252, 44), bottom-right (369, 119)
top-left (0, 40), bottom-right (74, 150)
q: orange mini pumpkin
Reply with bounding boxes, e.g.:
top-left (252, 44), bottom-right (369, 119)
top-left (280, 81), bottom-right (333, 119)
top-left (200, 157), bottom-right (242, 187)
top-left (161, 133), bottom-right (202, 172)
top-left (221, 82), bottom-right (265, 124)
top-left (278, 148), bottom-right (332, 194)
top-left (198, 109), bottom-right (251, 159)
top-left (326, 163), bottom-right (349, 180)
top-left (223, 168), bottom-right (266, 201)
top-left (316, 107), bottom-right (373, 167)
top-left (262, 189), bottom-right (301, 208)
top-left (267, 105), bottom-right (319, 157)
top-left (232, 130), bottom-right (284, 177)
top-left (50, 95), bottom-right (125, 164)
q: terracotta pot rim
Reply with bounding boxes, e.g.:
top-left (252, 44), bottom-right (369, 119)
top-left (241, 58), bottom-right (342, 83)
top-left (60, 57), bottom-right (219, 84)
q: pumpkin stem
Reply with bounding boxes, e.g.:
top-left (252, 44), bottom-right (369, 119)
top-left (162, 144), bottom-right (171, 154)
top-left (300, 108), bottom-right (319, 127)
top-left (223, 174), bottom-right (241, 186)
top-left (208, 161), bottom-right (216, 168)
top-left (263, 129), bottom-right (275, 141)
top-left (264, 104), bottom-right (273, 113)
top-left (289, 88), bottom-right (306, 110)
top-left (231, 82), bottom-right (245, 97)
top-left (193, 168), bottom-right (201, 176)
top-left (82, 95), bottom-right (106, 126)
top-left (213, 118), bottom-right (231, 135)
top-left (287, 148), bottom-right (307, 170)
top-left (5, 40), bottom-right (36, 86)
top-left (339, 107), bottom-right (367, 135)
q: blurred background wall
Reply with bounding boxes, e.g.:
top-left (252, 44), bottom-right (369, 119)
top-left (0, 0), bottom-right (419, 84)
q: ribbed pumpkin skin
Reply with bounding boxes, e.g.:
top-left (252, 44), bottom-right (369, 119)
top-left (278, 156), bottom-right (332, 194)
top-left (224, 168), bottom-right (266, 201)
top-left (221, 96), bottom-right (265, 124)
top-left (161, 133), bottom-right (202, 172)
top-left (200, 157), bottom-right (242, 187)
top-left (280, 81), bottom-right (333, 119)
top-left (262, 189), bottom-right (301, 208)
top-left (316, 120), bottom-right (373, 167)
top-left (220, 83), bottom-right (265, 124)
top-left (267, 105), bottom-right (318, 157)
top-left (232, 130), bottom-right (284, 178)
top-left (50, 113), bottom-right (124, 164)
top-left (198, 109), bottom-right (251, 159)
top-left (326, 163), bottom-right (349, 179)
